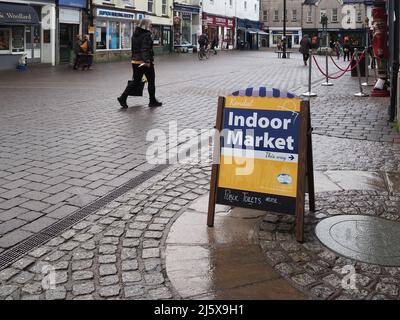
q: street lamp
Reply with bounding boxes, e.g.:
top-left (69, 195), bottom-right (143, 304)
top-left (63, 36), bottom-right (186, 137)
top-left (282, 0), bottom-right (287, 58)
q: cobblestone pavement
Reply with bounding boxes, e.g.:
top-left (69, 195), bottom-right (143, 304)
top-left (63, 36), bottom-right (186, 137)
top-left (258, 191), bottom-right (400, 300)
top-left (0, 160), bottom-right (211, 300)
top-left (0, 51), bottom-right (400, 300)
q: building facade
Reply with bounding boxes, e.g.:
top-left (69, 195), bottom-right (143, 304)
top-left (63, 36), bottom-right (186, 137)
top-left (173, 0), bottom-right (201, 51)
top-left (91, 0), bottom-right (173, 63)
top-left (136, 0), bottom-right (173, 54)
top-left (57, 0), bottom-right (87, 64)
top-left (201, 0), bottom-right (262, 50)
top-left (261, 0), bottom-right (303, 49)
top-left (235, 0), bottom-right (264, 50)
top-left (0, 0), bottom-right (56, 70)
top-left (302, 0), bottom-right (368, 47)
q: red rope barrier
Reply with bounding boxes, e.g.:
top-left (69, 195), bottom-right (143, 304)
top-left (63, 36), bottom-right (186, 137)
top-left (313, 50), bottom-right (365, 79)
top-left (329, 51), bottom-right (358, 71)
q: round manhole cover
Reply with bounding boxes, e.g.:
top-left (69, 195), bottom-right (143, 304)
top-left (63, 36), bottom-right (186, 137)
top-left (315, 215), bottom-right (400, 266)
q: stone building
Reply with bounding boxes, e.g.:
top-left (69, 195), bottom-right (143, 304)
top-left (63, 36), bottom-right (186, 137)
top-left (261, 0), bottom-right (303, 48)
top-left (302, 0), bottom-right (368, 47)
top-left (91, 0), bottom-right (173, 63)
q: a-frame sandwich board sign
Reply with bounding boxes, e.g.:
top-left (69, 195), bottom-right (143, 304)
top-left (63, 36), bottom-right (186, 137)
top-left (207, 87), bottom-right (315, 242)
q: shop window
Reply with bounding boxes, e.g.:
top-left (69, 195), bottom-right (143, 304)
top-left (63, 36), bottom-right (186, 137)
top-left (108, 21), bottom-right (120, 49)
top-left (151, 25), bottom-right (161, 46)
top-left (121, 22), bottom-right (132, 49)
top-left (163, 28), bottom-right (170, 46)
top-left (43, 30), bottom-right (51, 44)
top-left (96, 21), bottom-right (107, 49)
top-left (182, 13), bottom-right (191, 44)
top-left (294, 35), bottom-right (299, 45)
top-left (0, 28), bottom-right (11, 52)
top-left (272, 35), bottom-right (281, 45)
top-left (12, 26), bottom-right (25, 53)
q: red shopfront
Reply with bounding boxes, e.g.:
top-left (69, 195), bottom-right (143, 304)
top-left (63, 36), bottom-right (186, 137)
top-left (202, 13), bottom-right (235, 49)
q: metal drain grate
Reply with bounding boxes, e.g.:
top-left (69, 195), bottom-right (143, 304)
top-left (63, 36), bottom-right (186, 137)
top-left (0, 164), bottom-right (170, 271)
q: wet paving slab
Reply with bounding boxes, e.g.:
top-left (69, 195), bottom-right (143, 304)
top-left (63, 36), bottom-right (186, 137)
top-left (166, 195), bottom-right (307, 300)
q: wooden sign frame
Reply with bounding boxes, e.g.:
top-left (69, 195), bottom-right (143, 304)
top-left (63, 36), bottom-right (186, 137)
top-left (207, 96), bottom-right (315, 243)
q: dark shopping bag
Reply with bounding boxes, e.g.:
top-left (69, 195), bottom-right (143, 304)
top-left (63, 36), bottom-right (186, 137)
top-left (127, 80), bottom-right (145, 96)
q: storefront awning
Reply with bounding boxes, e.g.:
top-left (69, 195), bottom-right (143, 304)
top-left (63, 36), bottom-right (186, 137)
top-left (0, 3), bottom-right (39, 25)
top-left (258, 31), bottom-right (269, 35)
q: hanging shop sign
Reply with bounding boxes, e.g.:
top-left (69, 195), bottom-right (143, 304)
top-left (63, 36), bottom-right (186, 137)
top-left (207, 88), bottom-right (315, 242)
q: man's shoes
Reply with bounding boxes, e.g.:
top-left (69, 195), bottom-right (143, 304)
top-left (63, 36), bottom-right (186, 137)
top-left (117, 97), bottom-right (128, 108)
top-left (149, 100), bottom-right (162, 107)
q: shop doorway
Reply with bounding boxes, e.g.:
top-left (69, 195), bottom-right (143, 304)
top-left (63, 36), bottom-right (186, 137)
top-left (59, 23), bottom-right (79, 63)
top-left (25, 25), bottom-right (41, 63)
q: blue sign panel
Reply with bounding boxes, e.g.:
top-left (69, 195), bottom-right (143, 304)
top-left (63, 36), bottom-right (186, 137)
top-left (237, 18), bottom-right (262, 30)
top-left (223, 108), bottom-right (299, 154)
top-left (58, 0), bottom-right (87, 9)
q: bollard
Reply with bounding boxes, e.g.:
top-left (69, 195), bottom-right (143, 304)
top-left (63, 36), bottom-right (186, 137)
top-left (302, 50), bottom-right (317, 97)
top-left (362, 46), bottom-right (372, 87)
top-left (354, 49), bottom-right (369, 97)
top-left (321, 47), bottom-right (333, 86)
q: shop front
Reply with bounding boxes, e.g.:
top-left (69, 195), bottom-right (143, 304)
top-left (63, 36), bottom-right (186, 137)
top-left (236, 19), bottom-right (266, 50)
top-left (58, 0), bottom-right (87, 64)
top-left (149, 15), bottom-right (173, 55)
top-left (269, 27), bottom-right (302, 49)
top-left (0, 1), bottom-right (56, 70)
top-left (93, 7), bottom-right (144, 62)
top-left (202, 13), bottom-right (235, 50)
top-left (173, 3), bottom-right (201, 52)
top-left (302, 28), bottom-right (366, 48)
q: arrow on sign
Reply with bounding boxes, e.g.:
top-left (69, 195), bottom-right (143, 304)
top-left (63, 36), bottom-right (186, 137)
top-left (288, 155), bottom-right (294, 161)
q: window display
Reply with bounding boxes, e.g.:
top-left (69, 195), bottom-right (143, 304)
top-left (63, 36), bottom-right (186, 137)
top-left (12, 26), bottom-right (24, 52)
top-left (0, 28), bottom-right (10, 51)
top-left (151, 25), bottom-right (161, 46)
top-left (181, 14), bottom-right (191, 43)
top-left (108, 21), bottom-right (120, 49)
top-left (121, 22), bottom-right (131, 49)
top-left (96, 21), bottom-right (107, 49)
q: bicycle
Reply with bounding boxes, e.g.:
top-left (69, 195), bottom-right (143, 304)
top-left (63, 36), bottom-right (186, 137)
top-left (198, 44), bottom-right (210, 60)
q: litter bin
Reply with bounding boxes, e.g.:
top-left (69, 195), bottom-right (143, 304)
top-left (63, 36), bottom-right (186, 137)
top-left (351, 47), bottom-right (366, 77)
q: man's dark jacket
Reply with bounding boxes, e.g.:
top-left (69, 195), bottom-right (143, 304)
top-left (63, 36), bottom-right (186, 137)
top-left (131, 26), bottom-right (154, 63)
